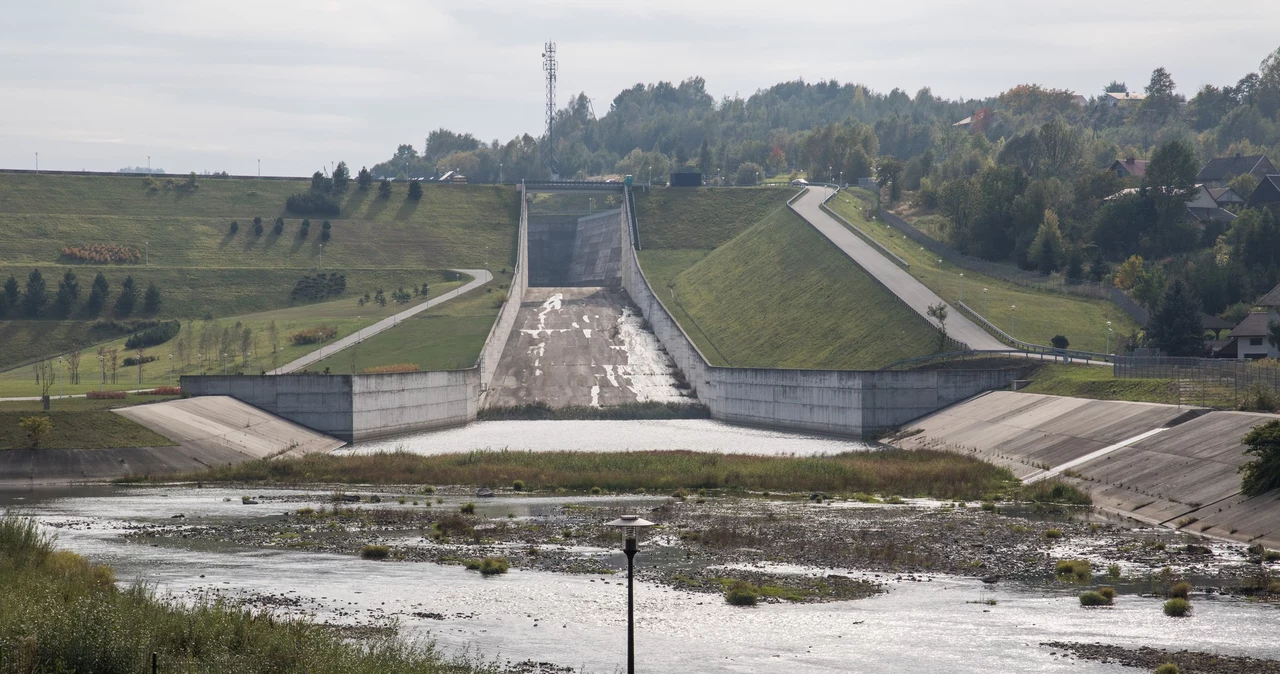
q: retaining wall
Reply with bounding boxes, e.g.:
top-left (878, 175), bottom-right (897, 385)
top-left (620, 187), bottom-right (1017, 437)
top-left (478, 189), bottom-right (529, 389)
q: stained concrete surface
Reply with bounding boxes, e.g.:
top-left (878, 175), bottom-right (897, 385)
top-left (484, 287), bottom-right (687, 408)
top-left (893, 390), bottom-right (1280, 548)
top-left (0, 396), bottom-right (344, 484)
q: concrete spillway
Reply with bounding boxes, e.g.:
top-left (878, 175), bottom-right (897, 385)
top-left (483, 287), bottom-right (687, 408)
top-left (528, 209), bottom-right (622, 287)
top-left (892, 390), bottom-right (1280, 548)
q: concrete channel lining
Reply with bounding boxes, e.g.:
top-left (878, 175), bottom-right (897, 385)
top-left (114, 396), bottom-right (346, 458)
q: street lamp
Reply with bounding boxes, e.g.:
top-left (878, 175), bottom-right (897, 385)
top-left (604, 514), bottom-right (655, 674)
top-left (58, 356), bottom-right (64, 399)
top-left (1011, 305), bottom-right (1017, 340)
top-left (937, 259), bottom-right (943, 293)
top-left (1106, 321), bottom-right (1113, 354)
top-left (169, 354), bottom-right (173, 387)
top-left (959, 273), bottom-right (965, 304)
top-left (983, 288), bottom-right (988, 317)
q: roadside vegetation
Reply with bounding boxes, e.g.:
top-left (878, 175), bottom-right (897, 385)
top-left (827, 189), bottom-right (1138, 352)
top-left (127, 449), bottom-right (1018, 501)
top-left (0, 514), bottom-right (494, 673)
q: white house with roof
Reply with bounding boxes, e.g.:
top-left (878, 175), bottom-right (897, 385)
top-left (1222, 283), bottom-right (1280, 359)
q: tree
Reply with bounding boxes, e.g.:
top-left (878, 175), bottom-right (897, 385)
top-left (876, 156), bottom-right (905, 202)
top-left (2, 274), bottom-right (18, 316)
top-left (408, 180), bottom-right (423, 200)
top-left (1241, 418), bottom-right (1280, 496)
top-left (1146, 279), bottom-right (1203, 357)
top-left (1113, 255), bottom-right (1145, 290)
top-left (357, 166), bottom-right (373, 190)
top-left (1269, 319), bottom-right (1280, 352)
top-left (1104, 81), bottom-right (1128, 93)
top-left (378, 178), bottom-right (392, 198)
top-left (299, 219), bottom-right (311, 238)
top-left (18, 415), bottom-right (53, 449)
top-left (1141, 67), bottom-right (1181, 121)
top-left (1229, 173), bottom-right (1259, 200)
top-left (24, 268), bottom-right (47, 317)
top-left (321, 220), bottom-right (332, 242)
top-left (1050, 335), bottom-right (1070, 349)
top-left (253, 216), bottom-right (264, 236)
top-left (698, 138), bottom-right (714, 176)
top-left (311, 170), bottom-right (333, 194)
top-left (87, 272), bottom-right (109, 314)
top-left (735, 162), bottom-right (763, 186)
top-left (273, 217), bottom-right (285, 235)
top-left (926, 302), bottom-right (949, 351)
top-left (116, 275), bottom-right (137, 316)
top-left (229, 220), bottom-right (239, 234)
top-left (55, 269), bottom-right (79, 315)
top-left (1144, 139), bottom-right (1199, 254)
top-left (1065, 248), bottom-right (1085, 281)
top-left (144, 283), bottom-right (162, 313)
top-left (333, 161), bottom-right (350, 192)
top-left (1029, 210), bottom-right (1064, 274)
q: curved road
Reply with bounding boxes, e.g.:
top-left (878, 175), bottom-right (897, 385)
top-left (270, 268), bottom-right (492, 374)
top-left (790, 187), bottom-right (1005, 351)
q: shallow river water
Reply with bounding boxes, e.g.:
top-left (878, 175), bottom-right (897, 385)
top-left (5, 485), bottom-right (1279, 673)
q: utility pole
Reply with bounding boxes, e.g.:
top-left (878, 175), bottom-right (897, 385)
top-left (542, 41), bottom-right (558, 178)
top-left (258, 158), bottom-right (261, 178)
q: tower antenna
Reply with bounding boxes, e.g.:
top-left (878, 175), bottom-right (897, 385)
top-left (542, 41), bottom-right (559, 179)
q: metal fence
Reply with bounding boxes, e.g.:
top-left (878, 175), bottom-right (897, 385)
top-left (1112, 355), bottom-right (1280, 408)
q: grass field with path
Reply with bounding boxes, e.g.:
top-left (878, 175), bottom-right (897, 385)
top-left (827, 189), bottom-right (1139, 353)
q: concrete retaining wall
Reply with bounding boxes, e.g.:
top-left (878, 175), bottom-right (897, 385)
top-left (179, 374), bottom-right (355, 440)
top-left (478, 188), bottom-right (529, 389)
top-left (619, 187), bottom-right (1017, 437)
top-left (568, 209), bottom-right (623, 286)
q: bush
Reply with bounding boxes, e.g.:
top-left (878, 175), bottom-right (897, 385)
top-left (1107, 563), bottom-right (1122, 579)
top-left (122, 355), bottom-right (158, 367)
top-left (1169, 581), bottom-right (1191, 599)
top-left (1055, 559), bottom-right (1091, 581)
top-left (18, 415), bottom-right (54, 448)
top-left (1163, 598), bottom-right (1191, 617)
top-left (124, 320), bottom-right (180, 349)
top-left (1155, 664), bottom-right (1180, 674)
top-left (60, 244), bottom-right (141, 264)
top-left (360, 544), bottom-right (390, 560)
top-left (1051, 335), bottom-right (1069, 349)
top-left (463, 557), bottom-right (509, 576)
top-left (253, 221), bottom-right (264, 236)
top-left (290, 272), bottom-right (346, 302)
top-left (288, 326), bottom-right (337, 345)
top-left (1240, 419), bottom-right (1280, 496)
top-left (725, 580), bottom-right (759, 606)
top-left (408, 180), bottom-right (423, 200)
top-left (285, 191), bottom-right (340, 216)
top-left (512, 479), bottom-right (525, 491)
top-left (1078, 591), bottom-right (1111, 606)
top-left (1019, 480), bottom-right (1092, 505)
top-left (85, 390), bottom-right (127, 399)
top-left (141, 386), bottom-right (182, 396)
top-left (229, 221), bottom-right (239, 234)
top-left (1044, 528), bottom-right (1063, 539)
top-left (1097, 586), bottom-right (1116, 601)
top-left (459, 502), bottom-right (476, 514)
top-left (273, 217), bottom-right (285, 234)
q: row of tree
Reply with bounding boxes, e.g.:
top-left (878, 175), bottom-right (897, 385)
top-left (0, 270), bottom-right (161, 319)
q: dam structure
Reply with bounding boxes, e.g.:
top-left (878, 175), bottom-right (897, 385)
top-left (181, 182), bottom-right (1017, 441)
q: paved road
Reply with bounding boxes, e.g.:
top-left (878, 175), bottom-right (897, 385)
top-left (790, 188), bottom-right (1005, 351)
top-left (271, 269), bottom-right (492, 374)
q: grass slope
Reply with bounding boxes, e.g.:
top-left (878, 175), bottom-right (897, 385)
top-left (667, 206), bottom-right (938, 369)
top-left (828, 190), bottom-right (1139, 352)
top-left (0, 410), bottom-right (175, 450)
top-left (634, 187), bottom-right (797, 249)
top-left (1020, 363), bottom-right (1178, 404)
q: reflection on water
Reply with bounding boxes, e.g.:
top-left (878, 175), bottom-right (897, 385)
top-left (6, 486), bottom-right (1280, 674)
top-left (341, 419), bottom-right (880, 456)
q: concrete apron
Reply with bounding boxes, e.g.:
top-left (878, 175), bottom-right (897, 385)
top-left (890, 390), bottom-right (1280, 550)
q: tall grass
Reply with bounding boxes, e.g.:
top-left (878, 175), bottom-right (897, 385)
top-left (0, 513), bottom-right (493, 673)
top-left (126, 449), bottom-right (1015, 500)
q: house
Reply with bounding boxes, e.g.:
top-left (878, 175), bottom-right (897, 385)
top-left (1225, 313), bottom-right (1275, 359)
top-left (1109, 157), bottom-right (1147, 179)
top-left (952, 116), bottom-right (972, 128)
top-left (1248, 175), bottom-right (1280, 211)
top-left (1070, 94), bottom-right (1089, 107)
top-left (1184, 185), bottom-right (1237, 224)
top-left (1196, 154), bottom-right (1276, 188)
top-left (1102, 91), bottom-right (1145, 107)
top-left (1207, 186), bottom-right (1246, 208)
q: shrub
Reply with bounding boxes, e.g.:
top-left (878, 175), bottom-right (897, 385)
top-left (1078, 591), bottom-right (1110, 606)
top-left (1097, 586), bottom-right (1116, 601)
top-left (290, 272), bottom-right (346, 302)
top-left (85, 390), bottom-right (127, 399)
top-left (408, 180), bottom-right (423, 200)
top-left (360, 544), bottom-right (390, 560)
top-left (725, 580), bottom-right (759, 606)
top-left (1044, 528), bottom-right (1063, 539)
top-left (273, 217), bottom-right (285, 234)
top-left (1265, 550), bottom-right (1280, 562)
top-left (285, 191), bottom-right (340, 215)
top-left (1107, 563), bottom-right (1122, 579)
top-left (1051, 335), bottom-right (1070, 349)
top-left (141, 386), bottom-right (182, 396)
top-left (252, 221), bottom-right (264, 236)
top-left (1163, 598), bottom-right (1191, 617)
top-left (361, 363), bottom-right (420, 374)
top-left (459, 502), bottom-right (476, 514)
top-left (122, 355), bottom-right (158, 367)
top-left (1241, 419), bottom-right (1280, 496)
top-left (1155, 664), bottom-right (1180, 674)
top-left (463, 557), bottom-right (509, 576)
top-left (1054, 559), bottom-right (1091, 581)
top-left (1169, 581), bottom-right (1191, 599)
top-left (18, 415), bottom-right (54, 448)
top-left (124, 320), bottom-right (180, 349)
top-left (60, 244), bottom-right (141, 264)
top-left (288, 326), bottom-right (337, 345)
top-left (229, 221), bottom-right (239, 234)
top-left (1019, 479), bottom-right (1092, 505)
top-left (590, 486), bottom-right (603, 495)
top-left (512, 479), bottom-right (525, 491)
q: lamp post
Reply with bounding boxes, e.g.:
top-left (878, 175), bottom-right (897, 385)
top-left (58, 357), bottom-right (63, 399)
top-left (168, 353), bottom-right (173, 387)
top-left (983, 288), bottom-right (988, 317)
top-left (959, 272), bottom-right (965, 304)
top-left (1011, 305), bottom-right (1017, 340)
top-left (937, 259), bottom-right (943, 293)
top-left (604, 514), bottom-right (655, 674)
top-left (98, 355), bottom-right (105, 391)
top-left (1106, 321), bottom-right (1112, 354)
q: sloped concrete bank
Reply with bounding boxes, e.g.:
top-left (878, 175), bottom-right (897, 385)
top-left (0, 397), bottom-right (345, 484)
top-left (891, 390), bottom-right (1280, 549)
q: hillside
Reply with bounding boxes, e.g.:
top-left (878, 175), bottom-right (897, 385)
top-left (0, 173), bottom-right (519, 383)
top-left (634, 187), bottom-right (796, 250)
top-left (660, 205), bottom-right (939, 369)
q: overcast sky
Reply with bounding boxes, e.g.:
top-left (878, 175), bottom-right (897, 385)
top-left (3, 0), bottom-right (1278, 176)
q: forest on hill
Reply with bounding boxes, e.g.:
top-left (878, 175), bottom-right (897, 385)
top-left (372, 44), bottom-right (1280, 323)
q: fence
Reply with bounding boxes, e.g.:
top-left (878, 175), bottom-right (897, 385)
top-left (863, 197), bottom-right (1149, 326)
top-left (1113, 355), bottom-right (1280, 408)
top-left (0, 646), bottom-right (237, 674)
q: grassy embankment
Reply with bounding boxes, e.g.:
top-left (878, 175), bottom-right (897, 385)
top-left (0, 173), bottom-right (519, 386)
top-left (1019, 363), bottom-right (1178, 404)
top-left (636, 187), bottom-right (938, 368)
top-left (826, 189), bottom-right (1139, 353)
top-left (0, 410), bottom-right (175, 450)
top-left (137, 449), bottom-right (1017, 501)
top-left (0, 515), bottom-right (492, 673)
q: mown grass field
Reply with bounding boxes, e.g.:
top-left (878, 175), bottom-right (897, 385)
top-left (0, 410), bottom-right (175, 450)
top-left (309, 280), bottom-right (504, 373)
top-left (139, 448), bottom-right (1017, 500)
top-left (1020, 363), bottom-right (1178, 404)
top-left (659, 206), bottom-right (939, 368)
top-left (0, 277), bottom-right (469, 397)
top-left (634, 186), bottom-right (796, 250)
top-left (828, 190), bottom-right (1139, 353)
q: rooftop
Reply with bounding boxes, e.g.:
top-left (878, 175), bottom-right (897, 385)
top-left (1197, 154), bottom-right (1272, 183)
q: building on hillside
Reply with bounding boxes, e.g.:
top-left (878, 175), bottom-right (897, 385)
top-left (1247, 175), bottom-right (1280, 211)
top-left (1185, 185), bottom-right (1238, 224)
top-left (1102, 91), bottom-right (1145, 107)
top-left (1109, 157), bottom-right (1147, 179)
top-left (1221, 312), bottom-right (1275, 359)
top-left (1196, 154), bottom-right (1276, 188)
top-left (1207, 186), bottom-right (1246, 208)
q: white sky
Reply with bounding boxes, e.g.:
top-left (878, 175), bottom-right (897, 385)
top-left (2, 0), bottom-right (1278, 176)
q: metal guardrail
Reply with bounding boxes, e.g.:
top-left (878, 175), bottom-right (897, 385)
top-left (819, 191), bottom-right (910, 271)
top-left (954, 300), bottom-right (1113, 363)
